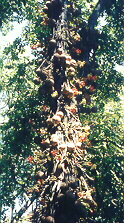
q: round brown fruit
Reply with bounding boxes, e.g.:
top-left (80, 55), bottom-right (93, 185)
top-left (69, 180), bottom-right (79, 189)
top-left (57, 48), bottom-right (63, 55)
top-left (49, 39), bottom-right (57, 49)
top-left (45, 216), bottom-right (55, 223)
top-left (60, 182), bottom-right (69, 193)
top-left (57, 193), bottom-right (65, 204)
top-left (33, 77), bottom-right (41, 85)
top-left (52, 115), bottom-right (61, 125)
top-left (43, 6), bottom-right (48, 14)
top-left (36, 68), bottom-right (48, 80)
top-left (46, 1), bottom-right (52, 8)
top-left (41, 139), bottom-right (50, 148)
top-left (74, 200), bottom-right (86, 218)
top-left (38, 85), bottom-right (46, 95)
top-left (56, 111), bottom-right (64, 118)
top-left (45, 78), bottom-right (54, 87)
top-left (59, 54), bottom-right (66, 65)
top-left (65, 190), bottom-right (77, 203)
top-left (67, 142), bottom-right (75, 152)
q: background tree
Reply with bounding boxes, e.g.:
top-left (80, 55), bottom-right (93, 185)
top-left (0, 0), bottom-right (123, 222)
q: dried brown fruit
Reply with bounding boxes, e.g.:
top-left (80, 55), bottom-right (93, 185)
top-left (67, 142), bottom-right (75, 151)
top-left (33, 77), bottom-right (41, 85)
top-left (49, 39), bottom-right (57, 48)
top-left (36, 68), bottom-right (48, 80)
top-left (57, 48), bottom-right (63, 55)
top-left (56, 111), bottom-right (64, 118)
top-left (52, 115), bottom-right (61, 125)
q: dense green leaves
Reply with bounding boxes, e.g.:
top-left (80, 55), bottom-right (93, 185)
top-left (0, 0), bottom-right (123, 222)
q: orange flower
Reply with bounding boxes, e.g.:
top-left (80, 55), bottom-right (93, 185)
top-left (28, 156), bottom-right (34, 163)
top-left (78, 192), bottom-right (84, 197)
top-left (80, 81), bottom-right (86, 87)
top-left (75, 48), bottom-right (82, 54)
top-left (31, 45), bottom-right (37, 50)
top-left (90, 86), bottom-right (96, 92)
top-left (43, 105), bottom-right (48, 111)
top-left (51, 150), bottom-right (58, 156)
top-left (92, 76), bottom-right (97, 81)
top-left (57, 155), bottom-right (62, 161)
top-left (72, 87), bottom-right (79, 96)
top-left (82, 137), bottom-right (87, 142)
top-left (70, 108), bottom-right (77, 114)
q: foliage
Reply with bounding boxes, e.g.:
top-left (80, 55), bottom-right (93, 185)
top-left (0, 0), bottom-right (123, 222)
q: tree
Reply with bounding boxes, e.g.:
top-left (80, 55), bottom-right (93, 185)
top-left (0, 0), bottom-right (26, 26)
top-left (0, 0), bottom-right (123, 222)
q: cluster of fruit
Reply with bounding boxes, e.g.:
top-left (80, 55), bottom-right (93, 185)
top-left (43, 0), bottom-right (62, 20)
top-left (28, 1), bottom-right (99, 222)
top-left (54, 181), bottom-right (87, 223)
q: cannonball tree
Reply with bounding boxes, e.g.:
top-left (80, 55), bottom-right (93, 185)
top-left (0, 0), bottom-right (123, 222)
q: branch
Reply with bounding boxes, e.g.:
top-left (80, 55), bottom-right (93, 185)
top-left (88, 0), bottom-right (108, 29)
top-left (11, 196), bottom-right (36, 223)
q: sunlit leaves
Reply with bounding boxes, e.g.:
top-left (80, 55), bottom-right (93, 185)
top-left (0, 0), bottom-right (123, 222)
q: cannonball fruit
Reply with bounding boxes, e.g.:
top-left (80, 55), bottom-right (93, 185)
top-left (52, 115), bottom-right (61, 125)
top-left (46, 1), bottom-right (52, 8)
top-left (41, 139), bottom-right (50, 148)
top-left (65, 190), bottom-right (77, 203)
top-left (33, 77), bottom-right (41, 85)
top-left (36, 68), bottom-right (48, 80)
top-left (50, 134), bottom-right (59, 146)
top-left (68, 67), bottom-right (76, 73)
top-left (59, 143), bottom-right (66, 151)
top-left (57, 48), bottom-right (63, 55)
top-left (45, 78), bottom-right (54, 87)
top-left (69, 180), bottom-right (79, 189)
top-left (43, 6), bottom-right (48, 14)
top-left (57, 193), bottom-right (65, 204)
top-left (60, 182), bottom-right (69, 193)
top-left (45, 216), bottom-right (55, 223)
top-left (67, 142), bottom-right (75, 152)
top-left (49, 39), bottom-right (57, 48)
top-left (63, 88), bottom-right (74, 98)
top-left (56, 111), bottom-right (64, 118)
top-left (38, 85), bottom-right (46, 95)
top-left (74, 200), bottom-right (86, 218)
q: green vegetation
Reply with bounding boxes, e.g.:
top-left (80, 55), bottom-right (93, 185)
top-left (0, 0), bottom-right (123, 222)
